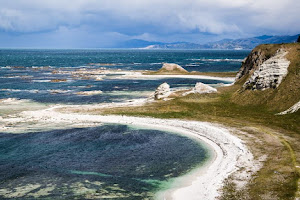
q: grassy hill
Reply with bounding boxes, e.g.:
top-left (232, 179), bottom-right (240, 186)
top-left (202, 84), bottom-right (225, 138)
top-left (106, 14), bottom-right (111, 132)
top-left (232, 43), bottom-right (300, 112)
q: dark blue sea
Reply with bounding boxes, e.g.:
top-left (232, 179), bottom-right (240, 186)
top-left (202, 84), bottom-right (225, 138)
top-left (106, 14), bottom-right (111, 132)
top-left (0, 49), bottom-right (250, 199)
top-left (0, 125), bottom-right (209, 199)
top-left (0, 49), bottom-right (249, 104)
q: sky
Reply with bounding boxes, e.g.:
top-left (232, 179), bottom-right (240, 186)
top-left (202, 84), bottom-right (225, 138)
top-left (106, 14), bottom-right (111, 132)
top-left (0, 0), bottom-right (299, 48)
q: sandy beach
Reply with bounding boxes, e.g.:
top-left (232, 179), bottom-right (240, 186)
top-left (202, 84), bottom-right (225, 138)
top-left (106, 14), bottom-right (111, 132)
top-left (0, 104), bottom-right (257, 200)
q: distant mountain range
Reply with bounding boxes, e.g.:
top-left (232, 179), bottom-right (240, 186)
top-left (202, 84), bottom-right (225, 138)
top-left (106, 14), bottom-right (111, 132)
top-left (117, 34), bottom-right (299, 50)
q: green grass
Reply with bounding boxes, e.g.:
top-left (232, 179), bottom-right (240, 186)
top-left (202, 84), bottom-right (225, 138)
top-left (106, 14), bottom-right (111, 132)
top-left (103, 85), bottom-right (299, 133)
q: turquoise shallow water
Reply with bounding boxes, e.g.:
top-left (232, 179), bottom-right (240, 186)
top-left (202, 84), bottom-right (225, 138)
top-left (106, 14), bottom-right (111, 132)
top-left (0, 124), bottom-right (209, 199)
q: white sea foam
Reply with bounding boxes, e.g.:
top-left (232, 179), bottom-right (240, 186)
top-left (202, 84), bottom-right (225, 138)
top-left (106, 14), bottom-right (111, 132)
top-left (47, 89), bottom-right (72, 94)
top-left (0, 98), bottom-right (31, 104)
top-left (1, 88), bottom-right (73, 94)
top-left (1, 89), bottom-right (40, 93)
top-left (32, 80), bottom-right (52, 83)
top-left (188, 58), bottom-right (244, 62)
top-left (150, 63), bottom-right (162, 65)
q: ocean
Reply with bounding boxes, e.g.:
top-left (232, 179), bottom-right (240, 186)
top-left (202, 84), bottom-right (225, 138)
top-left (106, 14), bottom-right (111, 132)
top-left (0, 49), bottom-right (250, 199)
top-left (0, 49), bottom-right (249, 104)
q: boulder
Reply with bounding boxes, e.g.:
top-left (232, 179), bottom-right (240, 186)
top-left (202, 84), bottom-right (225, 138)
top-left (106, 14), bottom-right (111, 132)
top-left (154, 82), bottom-right (171, 100)
top-left (297, 35), bottom-right (300, 43)
top-left (183, 82), bottom-right (217, 96)
top-left (194, 82), bottom-right (217, 94)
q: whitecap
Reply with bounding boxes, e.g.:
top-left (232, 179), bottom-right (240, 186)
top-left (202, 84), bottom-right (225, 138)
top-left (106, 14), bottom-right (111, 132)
top-left (0, 98), bottom-right (31, 104)
top-left (32, 80), bottom-right (52, 83)
top-left (187, 58), bottom-right (244, 62)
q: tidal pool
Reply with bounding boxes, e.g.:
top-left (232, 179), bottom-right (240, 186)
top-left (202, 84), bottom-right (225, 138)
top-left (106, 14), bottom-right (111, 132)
top-left (0, 124), bottom-right (209, 199)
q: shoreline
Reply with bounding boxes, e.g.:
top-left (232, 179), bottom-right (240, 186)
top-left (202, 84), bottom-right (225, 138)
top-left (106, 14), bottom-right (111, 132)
top-left (109, 71), bottom-right (235, 82)
top-left (1, 105), bottom-right (256, 200)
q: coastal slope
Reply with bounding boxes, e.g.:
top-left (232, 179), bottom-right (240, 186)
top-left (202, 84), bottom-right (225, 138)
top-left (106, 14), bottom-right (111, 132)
top-left (232, 43), bottom-right (300, 113)
top-left (103, 43), bottom-right (300, 199)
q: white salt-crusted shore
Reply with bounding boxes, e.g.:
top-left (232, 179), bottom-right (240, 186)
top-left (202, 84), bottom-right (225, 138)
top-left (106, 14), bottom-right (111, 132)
top-left (0, 105), bottom-right (257, 200)
top-left (277, 100), bottom-right (300, 115)
top-left (53, 68), bottom-right (235, 82)
top-left (116, 72), bottom-right (235, 82)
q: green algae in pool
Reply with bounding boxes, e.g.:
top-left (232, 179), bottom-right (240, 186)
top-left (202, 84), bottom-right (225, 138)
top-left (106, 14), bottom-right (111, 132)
top-left (0, 124), bottom-right (209, 199)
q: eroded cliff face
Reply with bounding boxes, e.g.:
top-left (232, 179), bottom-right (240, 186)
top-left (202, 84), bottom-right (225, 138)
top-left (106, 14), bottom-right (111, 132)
top-left (232, 43), bottom-right (300, 112)
top-left (243, 49), bottom-right (290, 90)
top-left (235, 49), bottom-right (268, 82)
top-left (236, 47), bottom-right (290, 90)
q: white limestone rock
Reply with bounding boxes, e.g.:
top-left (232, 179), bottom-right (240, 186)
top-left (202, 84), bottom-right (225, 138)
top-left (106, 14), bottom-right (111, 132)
top-left (235, 50), bottom-right (266, 82)
top-left (243, 49), bottom-right (290, 90)
top-left (277, 100), bottom-right (300, 115)
top-left (160, 63), bottom-right (188, 73)
top-left (183, 82), bottom-right (217, 96)
top-left (154, 82), bottom-right (171, 100)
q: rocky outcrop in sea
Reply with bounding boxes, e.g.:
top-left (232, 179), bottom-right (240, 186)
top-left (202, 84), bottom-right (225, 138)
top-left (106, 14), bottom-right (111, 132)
top-left (159, 63), bottom-right (188, 73)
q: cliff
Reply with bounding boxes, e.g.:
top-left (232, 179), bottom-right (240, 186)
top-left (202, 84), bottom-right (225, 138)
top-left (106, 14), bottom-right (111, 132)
top-left (242, 48), bottom-right (290, 90)
top-left (232, 43), bottom-right (300, 113)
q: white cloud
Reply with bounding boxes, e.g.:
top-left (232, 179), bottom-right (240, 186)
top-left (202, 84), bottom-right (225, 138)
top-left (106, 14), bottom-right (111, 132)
top-left (0, 0), bottom-right (299, 46)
